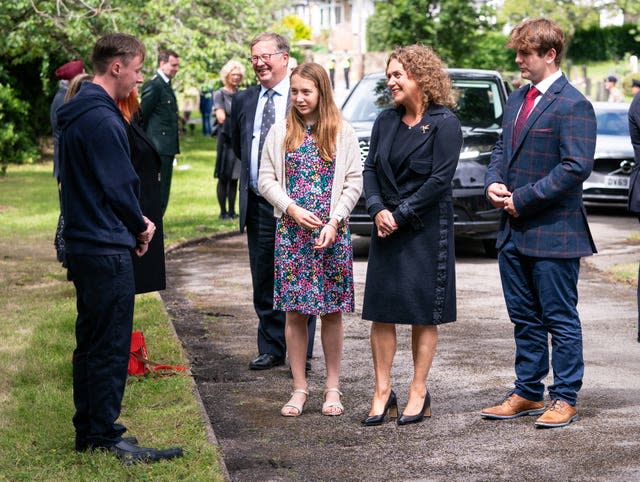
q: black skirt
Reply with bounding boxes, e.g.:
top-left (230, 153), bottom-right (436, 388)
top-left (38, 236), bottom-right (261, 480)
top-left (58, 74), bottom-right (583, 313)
top-left (362, 199), bottom-right (456, 325)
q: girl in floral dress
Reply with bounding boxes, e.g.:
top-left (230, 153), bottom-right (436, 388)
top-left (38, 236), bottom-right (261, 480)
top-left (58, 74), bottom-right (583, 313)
top-left (259, 62), bottom-right (362, 417)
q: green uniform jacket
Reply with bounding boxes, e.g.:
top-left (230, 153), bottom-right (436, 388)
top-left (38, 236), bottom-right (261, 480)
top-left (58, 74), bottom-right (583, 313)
top-left (140, 75), bottom-right (180, 156)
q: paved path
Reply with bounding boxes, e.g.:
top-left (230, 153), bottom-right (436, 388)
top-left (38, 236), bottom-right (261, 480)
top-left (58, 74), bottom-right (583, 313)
top-left (163, 213), bottom-right (640, 481)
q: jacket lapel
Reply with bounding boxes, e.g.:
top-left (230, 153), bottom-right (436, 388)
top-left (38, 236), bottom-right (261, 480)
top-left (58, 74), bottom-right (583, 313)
top-left (505, 87), bottom-right (526, 160)
top-left (161, 77), bottom-right (177, 103)
top-left (510, 76), bottom-right (565, 161)
top-left (401, 105), bottom-right (447, 159)
top-left (244, 86), bottom-right (260, 157)
top-left (375, 110), bottom-right (401, 192)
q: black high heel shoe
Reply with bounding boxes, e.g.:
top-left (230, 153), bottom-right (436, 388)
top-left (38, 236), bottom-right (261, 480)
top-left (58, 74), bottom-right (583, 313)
top-left (361, 390), bottom-right (398, 426)
top-left (397, 391), bottom-right (431, 426)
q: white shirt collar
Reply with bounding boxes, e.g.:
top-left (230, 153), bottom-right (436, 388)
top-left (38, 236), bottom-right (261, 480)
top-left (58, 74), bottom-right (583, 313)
top-left (533, 70), bottom-right (562, 95)
top-left (157, 69), bottom-right (170, 84)
top-left (260, 76), bottom-right (290, 98)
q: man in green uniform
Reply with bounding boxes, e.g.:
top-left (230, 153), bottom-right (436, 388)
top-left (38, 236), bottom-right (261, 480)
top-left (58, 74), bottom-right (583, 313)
top-left (141, 49), bottom-right (180, 215)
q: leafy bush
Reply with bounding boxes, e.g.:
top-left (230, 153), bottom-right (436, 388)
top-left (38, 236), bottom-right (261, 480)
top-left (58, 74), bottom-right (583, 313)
top-left (0, 82), bottom-right (38, 175)
top-left (569, 24), bottom-right (640, 63)
top-left (461, 31), bottom-right (513, 72)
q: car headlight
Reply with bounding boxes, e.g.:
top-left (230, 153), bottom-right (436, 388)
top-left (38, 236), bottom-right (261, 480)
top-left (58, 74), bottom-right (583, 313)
top-left (459, 149), bottom-right (481, 160)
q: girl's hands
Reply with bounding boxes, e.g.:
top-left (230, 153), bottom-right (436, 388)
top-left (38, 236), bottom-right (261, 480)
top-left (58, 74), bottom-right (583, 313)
top-left (286, 203), bottom-right (323, 230)
top-left (314, 223), bottom-right (337, 250)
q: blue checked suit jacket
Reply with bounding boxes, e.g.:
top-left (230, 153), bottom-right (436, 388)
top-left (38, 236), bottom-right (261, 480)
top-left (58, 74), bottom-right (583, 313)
top-left (485, 74), bottom-right (597, 258)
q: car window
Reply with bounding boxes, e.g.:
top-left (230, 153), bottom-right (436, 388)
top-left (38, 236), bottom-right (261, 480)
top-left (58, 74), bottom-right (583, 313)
top-left (595, 110), bottom-right (630, 136)
top-left (341, 77), bottom-right (392, 122)
top-left (452, 80), bottom-right (503, 129)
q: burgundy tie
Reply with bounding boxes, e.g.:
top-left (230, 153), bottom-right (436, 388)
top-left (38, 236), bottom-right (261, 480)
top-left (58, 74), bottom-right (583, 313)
top-left (512, 86), bottom-right (540, 146)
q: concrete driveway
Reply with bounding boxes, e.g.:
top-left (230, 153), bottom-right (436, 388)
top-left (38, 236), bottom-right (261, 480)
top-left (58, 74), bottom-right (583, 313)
top-left (162, 211), bottom-right (640, 481)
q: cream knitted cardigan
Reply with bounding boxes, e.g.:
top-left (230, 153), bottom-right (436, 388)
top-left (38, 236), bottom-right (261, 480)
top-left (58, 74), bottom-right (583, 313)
top-left (258, 118), bottom-right (363, 224)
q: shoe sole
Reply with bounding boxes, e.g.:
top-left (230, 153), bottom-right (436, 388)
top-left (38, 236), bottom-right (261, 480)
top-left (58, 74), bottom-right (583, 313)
top-left (481, 407), bottom-right (546, 420)
top-left (534, 414), bottom-right (579, 428)
top-left (249, 362), bottom-right (284, 370)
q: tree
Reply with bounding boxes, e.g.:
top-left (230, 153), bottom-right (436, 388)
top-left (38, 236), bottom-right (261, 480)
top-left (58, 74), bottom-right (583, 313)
top-left (0, 82), bottom-right (38, 173)
top-left (498, 0), bottom-right (600, 41)
top-left (366, 0), bottom-right (497, 68)
top-left (0, 0), bottom-right (291, 168)
top-left (282, 14), bottom-right (312, 42)
top-left (366, 0), bottom-right (438, 53)
top-left (435, 0), bottom-right (493, 67)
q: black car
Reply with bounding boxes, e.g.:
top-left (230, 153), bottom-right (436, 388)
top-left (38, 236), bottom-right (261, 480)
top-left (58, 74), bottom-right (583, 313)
top-left (341, 69), bottom-right (510, 257)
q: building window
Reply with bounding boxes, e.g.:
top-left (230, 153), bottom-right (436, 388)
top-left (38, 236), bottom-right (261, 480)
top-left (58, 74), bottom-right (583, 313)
top-left (319, 2), bottom-right (344, 28)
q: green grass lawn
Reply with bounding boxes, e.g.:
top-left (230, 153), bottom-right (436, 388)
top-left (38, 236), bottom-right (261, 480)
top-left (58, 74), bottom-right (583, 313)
top-left (0, 133), bottom-right (231, 480)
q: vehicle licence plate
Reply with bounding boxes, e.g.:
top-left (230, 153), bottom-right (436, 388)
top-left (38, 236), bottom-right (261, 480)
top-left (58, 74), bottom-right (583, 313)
top-left (605, 175), bottom-right (629, 188)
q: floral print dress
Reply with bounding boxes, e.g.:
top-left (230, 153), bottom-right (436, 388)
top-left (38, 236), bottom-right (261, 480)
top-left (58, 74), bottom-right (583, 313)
top-left (274, 127), bottom-right (355, 316)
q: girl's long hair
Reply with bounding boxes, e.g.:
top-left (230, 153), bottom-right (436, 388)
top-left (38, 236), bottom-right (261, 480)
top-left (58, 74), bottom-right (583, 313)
top-left (284, 62), bottom-right (341, 162)
top-left (117, 88), bottom-right (140, 124)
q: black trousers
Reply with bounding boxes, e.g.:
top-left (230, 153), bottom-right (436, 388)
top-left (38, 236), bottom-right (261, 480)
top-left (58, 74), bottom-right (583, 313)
top-left (246, 190), bottom-right (315, 358)
top-left (67, 252), bottom-right (134, 449)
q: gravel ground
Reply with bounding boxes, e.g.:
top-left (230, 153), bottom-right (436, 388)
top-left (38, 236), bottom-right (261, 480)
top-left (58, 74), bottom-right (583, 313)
top-left (162, 213), bottom-right (640, 482)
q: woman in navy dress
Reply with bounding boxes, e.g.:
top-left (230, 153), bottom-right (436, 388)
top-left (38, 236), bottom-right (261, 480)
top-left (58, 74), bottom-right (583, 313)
top-left (361, 45), bottom-right (462, 426)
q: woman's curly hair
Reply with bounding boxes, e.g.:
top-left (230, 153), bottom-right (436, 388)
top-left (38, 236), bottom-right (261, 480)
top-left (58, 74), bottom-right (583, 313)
top-left (387, 44), bottom-right (455, 109)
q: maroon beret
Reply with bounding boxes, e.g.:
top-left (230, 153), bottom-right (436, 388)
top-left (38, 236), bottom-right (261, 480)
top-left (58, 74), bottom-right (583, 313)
top-left (55, 60), bottom-right (84, 80)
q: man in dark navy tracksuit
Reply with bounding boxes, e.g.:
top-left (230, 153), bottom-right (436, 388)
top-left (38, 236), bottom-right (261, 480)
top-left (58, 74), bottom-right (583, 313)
top-left (58, 33), bottom-right (182, 464)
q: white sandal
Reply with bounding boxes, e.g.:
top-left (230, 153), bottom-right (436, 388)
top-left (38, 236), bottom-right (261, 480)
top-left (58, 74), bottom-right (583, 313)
top-left (322, 388), bottom-right (344, 416)
top-left (281, 388), bottom-right (309, 417)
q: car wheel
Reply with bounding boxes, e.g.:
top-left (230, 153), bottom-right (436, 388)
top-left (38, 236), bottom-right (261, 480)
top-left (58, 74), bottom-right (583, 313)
top-left (482, 239), bottom-right (498, 258)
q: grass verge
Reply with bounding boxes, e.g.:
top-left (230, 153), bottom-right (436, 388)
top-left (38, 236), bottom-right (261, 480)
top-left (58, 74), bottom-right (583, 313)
top-left (0, 133), bottom-right (231, 480)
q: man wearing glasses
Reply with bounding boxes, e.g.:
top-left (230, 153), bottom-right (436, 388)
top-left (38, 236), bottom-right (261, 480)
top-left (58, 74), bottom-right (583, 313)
top-left (229, 32), bottom-right (315, 371)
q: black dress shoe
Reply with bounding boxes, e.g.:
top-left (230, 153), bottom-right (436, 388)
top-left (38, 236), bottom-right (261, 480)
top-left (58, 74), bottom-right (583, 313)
top-left (75, 435), bottom-right (138, 452)
top-left (361, 390), bottom-right (398, 426)
top-left (249, 353), bottom-right (285, 370)
top-left (108, 440), bottom-right (183, 465)
top-left (397, 391), bottom-right (431, 426)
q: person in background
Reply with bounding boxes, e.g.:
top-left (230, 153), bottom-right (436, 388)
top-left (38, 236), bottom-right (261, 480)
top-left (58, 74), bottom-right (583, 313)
top-left (361, 44), bottom-right (461, 427)
top-left (199, 85), bottom-right (214, 136)
top-left (181, 85), bottom-right (199, 135)
top-left (53, 72), bottom-right (93, 270)
top-left (50, 60), bottom-right (85, 181)
top-left (214, 59), bottom-right (245, 220)
top-left (228, 32), bottom-right (316, 371)
top-left (117, 88), bottom-right (166, 295)
top-left (326, 53), bottom-right (336, 90)
top-left (627, 77), bottom-right (640, 343)
top-left (340, 52), bottom-right (351, 90)
top-left (259, 62), bottom-right (362, 417)
top-left (57, 33), bottom-right (182, 463)
top-left (605, 75), bottom-right (624, 103)
top-left (140, 49), bottom-right (180, 215)
top-left (481, 17), bottom-right (597, 429)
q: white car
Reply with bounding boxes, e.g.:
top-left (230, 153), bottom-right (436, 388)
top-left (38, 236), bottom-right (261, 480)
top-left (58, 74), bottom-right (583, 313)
top-left (583, 101), bottom-right (635, 207)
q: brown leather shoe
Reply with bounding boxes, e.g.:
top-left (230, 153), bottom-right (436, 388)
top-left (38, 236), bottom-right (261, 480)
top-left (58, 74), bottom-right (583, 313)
top-left (534, 399), bottom-right (578, 428)
top-left (481, 393), bottom-right (545, 420)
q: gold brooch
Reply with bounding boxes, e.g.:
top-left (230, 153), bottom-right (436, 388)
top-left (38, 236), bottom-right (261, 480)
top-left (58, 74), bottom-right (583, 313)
top-left (420, 124), bottom-right (430, 133)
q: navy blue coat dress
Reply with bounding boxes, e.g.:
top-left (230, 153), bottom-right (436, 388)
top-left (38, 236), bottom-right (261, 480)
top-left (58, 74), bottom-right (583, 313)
top-left (362, 105), bottom-right (462, 325)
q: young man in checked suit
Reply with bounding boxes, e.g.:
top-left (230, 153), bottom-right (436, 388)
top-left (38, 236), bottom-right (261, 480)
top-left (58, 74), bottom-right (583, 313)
top-left (481, 17), bottom-right (597, 428)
